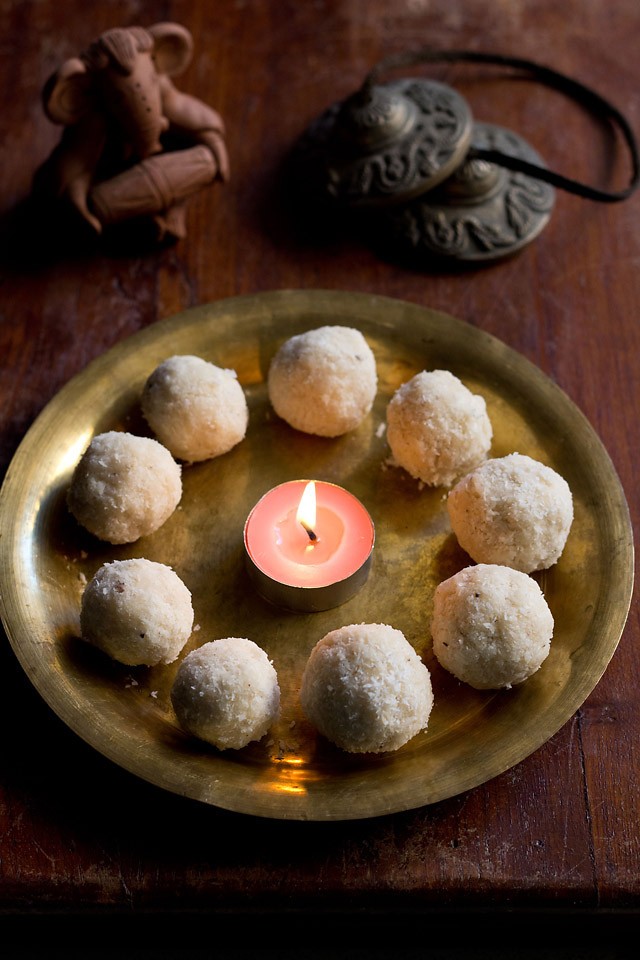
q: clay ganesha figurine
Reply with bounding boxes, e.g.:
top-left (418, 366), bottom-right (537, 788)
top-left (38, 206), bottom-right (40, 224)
top-left (34, 21), bottom-right (229, 241)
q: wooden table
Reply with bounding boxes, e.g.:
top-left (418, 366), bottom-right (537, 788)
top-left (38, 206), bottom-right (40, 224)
top-left (1, 0), bottom-right (638, 949)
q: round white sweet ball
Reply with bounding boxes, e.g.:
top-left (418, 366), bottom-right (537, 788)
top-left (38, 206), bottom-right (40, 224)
top-left (141, 355), bottom-right (249, 462)
top-left (80, 559), bottom-right (194, 667)
top-left (171, 638), bottom-right (281, 751)
top-left (447, 453), bottom-right (574, 573)
top-left (267, 325), bottom-right (377, 437)
top-left (67, 431), bottom-right (182, 544)
top-left (386, 369), bottom-right (492, 486)
top-left (300, 623), bottom-right (433, 754)
top-left (431, 563), bottom-right (554, 690)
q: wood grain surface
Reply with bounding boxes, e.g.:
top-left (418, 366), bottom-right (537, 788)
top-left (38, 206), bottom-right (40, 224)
top-left (0, 0), bottom-right (638, 947)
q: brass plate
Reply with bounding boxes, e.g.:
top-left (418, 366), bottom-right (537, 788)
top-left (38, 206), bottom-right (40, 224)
top-left (0, 290), bottom-right (633, 821)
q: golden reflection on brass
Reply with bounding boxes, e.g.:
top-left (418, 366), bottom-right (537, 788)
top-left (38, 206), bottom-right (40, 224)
top-left (0, 291), bottom-right (633, 820)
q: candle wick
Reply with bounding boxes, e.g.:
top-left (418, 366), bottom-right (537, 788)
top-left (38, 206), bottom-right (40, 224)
top-left (299, 513), bottom-right (318, 542)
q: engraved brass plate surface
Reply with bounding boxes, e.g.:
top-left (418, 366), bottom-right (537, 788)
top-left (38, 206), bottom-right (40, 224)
top-left (0, 290), bottom-right (633, 820)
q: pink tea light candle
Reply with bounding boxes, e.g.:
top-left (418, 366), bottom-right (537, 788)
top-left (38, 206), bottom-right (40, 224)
top-left (243, 479), bottom-right (375, 612)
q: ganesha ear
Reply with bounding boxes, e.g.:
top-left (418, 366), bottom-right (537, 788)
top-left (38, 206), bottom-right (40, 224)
top-left (42, 57), bottom-right (96, 125)
top-left (148, 22), bottom-right (193, 76)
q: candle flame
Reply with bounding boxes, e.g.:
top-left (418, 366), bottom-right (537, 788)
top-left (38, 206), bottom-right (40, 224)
top-left (296, 481), bottom-right (317, 541)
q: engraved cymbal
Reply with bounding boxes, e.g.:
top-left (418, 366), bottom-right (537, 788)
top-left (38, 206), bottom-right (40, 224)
top-left (292, 78), bottom-right (474, 208)
top-left (374, 122), bottom-right (555, 263)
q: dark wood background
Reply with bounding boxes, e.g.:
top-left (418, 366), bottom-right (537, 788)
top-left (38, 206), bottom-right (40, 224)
top-left (1, 0), bottom-right (638, 950)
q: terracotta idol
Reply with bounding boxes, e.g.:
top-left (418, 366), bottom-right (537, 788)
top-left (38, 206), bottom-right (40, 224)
top-left (34, 21), bottom-right (229, 242)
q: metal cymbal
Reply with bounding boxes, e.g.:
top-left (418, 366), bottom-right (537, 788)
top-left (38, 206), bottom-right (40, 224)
top-left (374, 122), bottom-right (556, 263)
top-left (294, 78), bottom-right (474, 209)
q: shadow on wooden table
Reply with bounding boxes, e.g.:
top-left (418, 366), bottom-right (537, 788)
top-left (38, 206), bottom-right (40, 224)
top-left (1, 911), bottom-right (638, 957)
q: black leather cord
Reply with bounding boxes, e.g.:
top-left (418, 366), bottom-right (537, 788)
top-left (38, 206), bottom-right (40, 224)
top-left (361, 49), bottom-right (639, 202)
